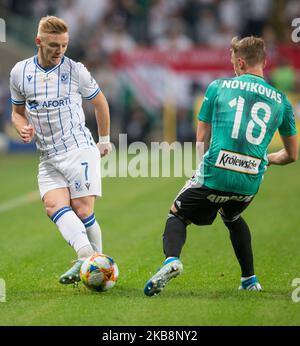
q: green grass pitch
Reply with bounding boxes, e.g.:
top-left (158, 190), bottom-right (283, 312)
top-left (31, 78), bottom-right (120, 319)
top-left (0, 153), bottom-right (300, 326)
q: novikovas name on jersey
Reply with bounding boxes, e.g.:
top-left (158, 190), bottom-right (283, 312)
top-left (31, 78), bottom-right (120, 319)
top-left (197, 74), bottom-right (297, 195)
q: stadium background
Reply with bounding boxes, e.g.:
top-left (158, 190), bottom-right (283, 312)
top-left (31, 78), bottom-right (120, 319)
top-left (0, 0), bottom-right (300, 327)
top-left (1, 0), bottom-right (300, 148)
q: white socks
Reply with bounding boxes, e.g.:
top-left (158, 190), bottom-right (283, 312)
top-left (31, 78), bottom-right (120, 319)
top-left (51, 207), bottom-right (94, 258)
top-left (82, 213), bottom-right (103, 254)
top-left (77, 244), bottom-right (95, 259)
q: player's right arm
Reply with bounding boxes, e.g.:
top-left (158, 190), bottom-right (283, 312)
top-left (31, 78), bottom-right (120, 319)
top-left (268, 96), bottom-right (298, 165)
top-left (11, 104), bottom-right (34, 143)
top-left (196, 120), bottom-right (211, 156)
top-left (267, 134), bottom-right (298, 165)
top-left (10, 62), bottom-right (34, 144)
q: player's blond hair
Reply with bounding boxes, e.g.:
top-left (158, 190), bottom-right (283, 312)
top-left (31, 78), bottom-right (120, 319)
top-left (230, 36), bottom-right (266, 67)
top-left (37, 16), bottom-right (68, 36)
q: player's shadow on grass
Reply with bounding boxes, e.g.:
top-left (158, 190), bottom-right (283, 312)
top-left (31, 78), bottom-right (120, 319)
top-left (71, 281), bottom-right (292, 301)
top-left (141, 288), bottom-right (291, 301)
top-left (75, 285), bottom-right (291, 301)
top-left (15, 285), bottom-right (291, 301)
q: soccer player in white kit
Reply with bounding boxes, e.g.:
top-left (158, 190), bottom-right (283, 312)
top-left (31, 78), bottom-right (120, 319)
top-left (10, 16), bottom-right (112, 284)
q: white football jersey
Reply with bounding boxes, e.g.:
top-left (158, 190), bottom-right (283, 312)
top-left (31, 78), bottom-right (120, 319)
top-left (9, 55), bottom-right (100, 159)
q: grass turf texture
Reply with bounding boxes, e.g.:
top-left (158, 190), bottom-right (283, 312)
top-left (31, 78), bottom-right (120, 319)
top-left (0, 153), bottom-right (300, 326)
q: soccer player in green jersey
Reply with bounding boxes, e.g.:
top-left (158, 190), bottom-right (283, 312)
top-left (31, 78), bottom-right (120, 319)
top-left (144, 36), bottom-right (298, 296)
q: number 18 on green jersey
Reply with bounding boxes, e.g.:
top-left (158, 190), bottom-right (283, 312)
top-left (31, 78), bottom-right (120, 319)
top-left (197, 74), bottom-right (297, 195)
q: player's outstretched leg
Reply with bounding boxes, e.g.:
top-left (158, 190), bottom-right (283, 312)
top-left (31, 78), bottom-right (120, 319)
top-left (50, 206), bottom-right (96, 285)
top-left (144, 257), bottom-right (183, 296)
top-left (144, 213), bottom-right (186, 296)
top-left (222, 215), bottom-right (262, 291)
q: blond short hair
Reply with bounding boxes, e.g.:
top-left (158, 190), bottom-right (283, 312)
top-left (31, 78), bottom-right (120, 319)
top-left (231, 36), bottom-right (266, 67)
top-left (37, 16), bottom-right (68, 36)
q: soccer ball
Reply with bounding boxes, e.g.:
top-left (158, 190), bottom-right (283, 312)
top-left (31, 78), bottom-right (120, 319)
top-left (80, 254), bottom-right (119, 291)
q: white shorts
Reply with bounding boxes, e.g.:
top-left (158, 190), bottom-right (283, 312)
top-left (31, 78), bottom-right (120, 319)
top-left (38, 147), bottom-right (101, 199)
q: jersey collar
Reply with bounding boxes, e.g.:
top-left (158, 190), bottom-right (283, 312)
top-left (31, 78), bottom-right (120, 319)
top-left (244, 73), bottom-right (265, 80)
top-left (33, 55), bottom-right (65, 74)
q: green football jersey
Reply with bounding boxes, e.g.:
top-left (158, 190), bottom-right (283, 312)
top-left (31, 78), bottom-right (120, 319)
top-left (197, 73), bottom-right (297, 195)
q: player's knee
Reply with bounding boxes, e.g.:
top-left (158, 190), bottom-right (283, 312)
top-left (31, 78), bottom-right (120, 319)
top-left (73, 204), bottom-right (91, 220)
top-left (43, 189), bottom-right (71, 218)
top-left (45, 206), bottom-right (54, 218)
top-left (170, 203), bottom-right (178, 214)
top-left (219, 209), bottom-right (241, 224)
top-left (44, 201), bottom-right (60, 218)
top-left (169, 209), bottom-right (191, 226)
top-left (169, 203), bottom-right (192, 226)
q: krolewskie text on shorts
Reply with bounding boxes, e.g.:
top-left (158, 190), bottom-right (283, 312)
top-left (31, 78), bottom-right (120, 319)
top-left (215, 149), bottom-right (261, 174)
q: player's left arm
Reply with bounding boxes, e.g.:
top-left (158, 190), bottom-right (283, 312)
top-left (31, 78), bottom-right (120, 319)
top-left (90, 92), bottom-right (112, 157)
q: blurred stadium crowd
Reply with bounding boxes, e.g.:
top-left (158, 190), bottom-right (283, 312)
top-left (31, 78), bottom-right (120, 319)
top-left (0, 0), bottom-right (300, 148)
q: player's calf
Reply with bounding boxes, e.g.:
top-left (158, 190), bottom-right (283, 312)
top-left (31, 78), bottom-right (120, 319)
top-left (163, 212), bottom-right (188, 259)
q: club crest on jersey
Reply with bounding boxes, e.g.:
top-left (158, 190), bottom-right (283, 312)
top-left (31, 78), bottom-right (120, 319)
top-left (75, 180), bottom-right (83, 192)
top-left (27, 75), bottom-right (33, 82)
top-left (28, 100), bottom-right (39, 110)
top-left (61, 73), bottom-right (69, 83)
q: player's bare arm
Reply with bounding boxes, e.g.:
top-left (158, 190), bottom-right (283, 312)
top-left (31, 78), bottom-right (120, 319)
top-left (11, 104), bottom-right (34, 143)
top-left (170, 120), bottom-right (211, 214)
top-left (91, 91), bottom-right (112, 157)
top-left (267, 134), bottom-right (298, 165)
top-left (196, 120), bottom-right (211, 156)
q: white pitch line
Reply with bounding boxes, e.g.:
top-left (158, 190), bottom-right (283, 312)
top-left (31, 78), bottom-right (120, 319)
top-left (0, 191), bottom-right (40, 213)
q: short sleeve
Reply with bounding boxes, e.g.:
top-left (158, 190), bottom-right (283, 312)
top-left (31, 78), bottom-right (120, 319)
top-left (197, 80), bottom-right (219, 123)
top-left (9, 65), bottom-right (26, 105)
top-left (279, 96), bottom-right (297, 137)
top-left (78, 63), bottom-right (101, 100)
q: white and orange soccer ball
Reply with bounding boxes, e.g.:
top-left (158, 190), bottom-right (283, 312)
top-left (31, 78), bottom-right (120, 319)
top-left (80, 254), bottom-right (119, 292)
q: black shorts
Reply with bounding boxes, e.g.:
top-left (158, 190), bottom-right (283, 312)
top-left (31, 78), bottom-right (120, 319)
top-left (173, 180), bottom-right (255, 225)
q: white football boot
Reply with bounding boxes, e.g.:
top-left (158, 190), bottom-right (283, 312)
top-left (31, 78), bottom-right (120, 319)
top-left (238, 275), bottom-right (262, 291)
top-left (59, 259), bottom-right (84, 285)
top-left (144, 257), bottom-right (183, 296)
